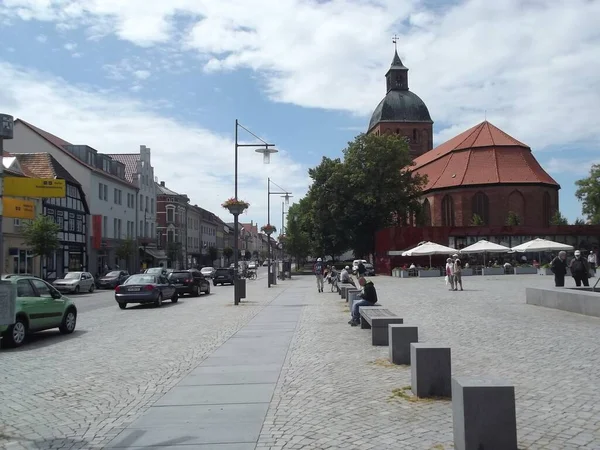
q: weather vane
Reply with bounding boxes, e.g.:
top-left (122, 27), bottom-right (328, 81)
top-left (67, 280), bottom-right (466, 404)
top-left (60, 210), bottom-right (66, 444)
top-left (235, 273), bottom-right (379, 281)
top-left (392, 34), bottom-right (399, 51)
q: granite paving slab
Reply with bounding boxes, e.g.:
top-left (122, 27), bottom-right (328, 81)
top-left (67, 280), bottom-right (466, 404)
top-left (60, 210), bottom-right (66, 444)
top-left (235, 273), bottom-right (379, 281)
top-left (178, 369), bottom-right (281, 386)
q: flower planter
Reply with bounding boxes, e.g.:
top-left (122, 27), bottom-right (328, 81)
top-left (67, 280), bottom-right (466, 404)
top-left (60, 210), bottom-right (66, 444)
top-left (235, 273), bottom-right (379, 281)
top-left (419, 269), bottom-right (440, 278)
top-left (481, 267), bottom-right (504, 276)
top-left (538, 268), bottom-right (553, 275)
top-left (514, 266), bottom-right (537, 275)
top-left (400, 270), bottom-right (411, 278)
top-left (461, 268), bottom-right (474, 276)
top-left (392, 269), bottom-right (401, 277)
top-left (224, 204), bottom-right (248, 215)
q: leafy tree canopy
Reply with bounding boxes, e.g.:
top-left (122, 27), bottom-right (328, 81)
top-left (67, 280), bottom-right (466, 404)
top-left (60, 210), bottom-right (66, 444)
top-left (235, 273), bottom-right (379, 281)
top-left (575, 164), bottom-right (600, 224)
top-left (116, 238), bottom-right (136, 261)
top-left (549, 211), bottom-right (569, 226)
top-left (22, 215), bottom-right (60, 257)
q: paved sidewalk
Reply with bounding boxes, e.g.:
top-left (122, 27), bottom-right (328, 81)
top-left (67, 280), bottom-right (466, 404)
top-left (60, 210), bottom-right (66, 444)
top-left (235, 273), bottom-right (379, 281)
top-left (106, 286), bottom-right (306, 449)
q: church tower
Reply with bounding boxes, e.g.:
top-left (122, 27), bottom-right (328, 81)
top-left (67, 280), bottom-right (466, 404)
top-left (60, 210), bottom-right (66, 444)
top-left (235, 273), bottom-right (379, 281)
top-left (368, 41), bottom-right (434, 159)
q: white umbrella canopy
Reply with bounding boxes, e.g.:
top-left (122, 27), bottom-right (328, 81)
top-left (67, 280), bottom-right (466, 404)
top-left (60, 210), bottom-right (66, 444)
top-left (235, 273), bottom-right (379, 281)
top-left (401, 241), bottom-right (457, 267)
top-left (459, 240), bottom-right (511, 266)
top-left (511, 238), bottom-right (574, 253)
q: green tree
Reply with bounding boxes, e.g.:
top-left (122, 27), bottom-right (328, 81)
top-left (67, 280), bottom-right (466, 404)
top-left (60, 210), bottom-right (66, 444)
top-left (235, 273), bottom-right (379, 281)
top-left (574, 218), bottom-right (586, 225)
top-left (575, 164), bottom-right (600, 224)
top-left (285, 202), bottom-right (311, 265)
top-left (244, 250), bottom-right (251, 260)
top-left (471, 214), bottom-right (484, 226)
top-left (21, 216), bottom-right (60, 275)
top-left (223, 247), bottom-right (233, 263)
top-left (116, 238), bottom-right (136, 270)
top-left (208, 246), bottom-right (218, 263)
top-left (340, 133), bottom-right (426, 257)
top-left (252, 250), bottom-right (259, 260)
top-left (506, 211), bottom-right (521, 226)
top-left (167, 241), bottom-right (182, 267)
top-left (549, 211), bottom-right (569, 226)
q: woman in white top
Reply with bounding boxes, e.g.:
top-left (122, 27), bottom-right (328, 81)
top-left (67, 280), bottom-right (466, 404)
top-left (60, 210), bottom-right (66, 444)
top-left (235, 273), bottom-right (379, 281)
top-left (445, 258), bottom-right (455, 291)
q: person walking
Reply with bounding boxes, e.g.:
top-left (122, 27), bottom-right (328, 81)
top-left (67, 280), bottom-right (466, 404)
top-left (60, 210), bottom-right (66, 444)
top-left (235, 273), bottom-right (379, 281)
top-left (445, 258), bottom-right (455, 291)
top-left (550, 251), bottom-right (568, 287)
top-left (570, 250), bottom-right (590, 287)
top-left (453, 255), bottom-right (463, 291)
top-left (314, 258), bottom-right (325, 293)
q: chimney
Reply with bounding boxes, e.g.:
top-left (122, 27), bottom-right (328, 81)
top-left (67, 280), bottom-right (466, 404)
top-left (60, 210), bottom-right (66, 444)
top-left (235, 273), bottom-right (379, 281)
top-left (160, 181), bottom-right (165, 187)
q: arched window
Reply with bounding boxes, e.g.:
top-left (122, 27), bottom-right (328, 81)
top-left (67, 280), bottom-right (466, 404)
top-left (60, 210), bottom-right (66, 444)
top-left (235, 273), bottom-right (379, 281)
top-left (166, 206), bottom-right (175, 223)
top-left (542, 192), bottom-right (552, 226)
top-left (507, 190), bottom-right (525, 225)
top-left (441, 195), bottom-right (455, 226)
top-left (413, 129), bottom-right (418, 142)
top-left (472, 192), bottom-right (489, 225)
top-left (422, 199), bottom-right (432, 226)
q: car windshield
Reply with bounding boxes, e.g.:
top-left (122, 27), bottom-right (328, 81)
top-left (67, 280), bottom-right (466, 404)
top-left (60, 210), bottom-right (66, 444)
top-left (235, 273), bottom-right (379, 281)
top-left (145, 268), bottom-right (163, 274)
top-left (201, 267), bottom-right (213, 272)
top-left (169, 272), bottom-right (191, 281)
top-left (124, 275), bottom-right (156, 285)
top-left (64, 272), bottom-right (81, 279)
top-left (106, 271), bottom-right (121, 277)
top-left (215, 268), bottom-right (230, 273)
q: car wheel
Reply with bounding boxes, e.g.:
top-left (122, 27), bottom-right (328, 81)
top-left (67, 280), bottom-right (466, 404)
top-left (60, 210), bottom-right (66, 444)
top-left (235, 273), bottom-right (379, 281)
top-left (205, 284), bottom-right (211, 295)
top-left (171, 292), bottom-right (179, 303)
top-left (118, 302), bottom-right (127, 310)
top-left (155, 293), bottom-right (163, 308)
top-left (192, 285), bottom-right (199, 297)
top-left (59, 308), bottom-right (77, 334)
top-left (89, 283), bottom-right (95, 293)
top-left (1, 316), bottom-right (27, 348)
top-left (74, 285), bottom-right (80, 294)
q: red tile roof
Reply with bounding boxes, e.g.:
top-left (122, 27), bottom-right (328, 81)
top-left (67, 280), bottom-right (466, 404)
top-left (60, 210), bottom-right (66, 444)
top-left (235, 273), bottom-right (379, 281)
top-left (412, 121), bottom-right (559, 191)
top-left (107, 153), bottom-right (140, 183)
top-left (15, 119), bottom-right (137, 189)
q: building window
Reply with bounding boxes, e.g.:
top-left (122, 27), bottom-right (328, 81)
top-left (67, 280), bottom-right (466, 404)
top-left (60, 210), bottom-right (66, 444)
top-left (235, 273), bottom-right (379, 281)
top-left (140, 194), bottom-right (144, 211)
top-left (118, 219), bottom-right (122, 239)
top-left (421, 199), bottom-right (432, 226)
top-left (98, 183), bottom-right (103, 199)
top-left (151, 199), bottom-right (154, 214)
top-left (114, 218), bottom-right (118, 239)
top-left (140, 220), bottom-right (144, 237)
top-left (167, 230), bottom-right (175, 243)
top-left (145, 196), bottom-right (149, 212)
top-left (151, 223), bottom-right (154, 240)
top-left (472, 192), bottom-right (489, 225)
top-left (166, 206), bottom-right (175, 223)
top-left (103, 216), bottom-right (108, 237)
top-left (104, 184), bottom-right (108, 201)
top-left (413, 129), bottom-right (418, 142)
top-left (542, 192), bottom-right (552, 226)
top-left (441, 195), bottom-right (455, 227)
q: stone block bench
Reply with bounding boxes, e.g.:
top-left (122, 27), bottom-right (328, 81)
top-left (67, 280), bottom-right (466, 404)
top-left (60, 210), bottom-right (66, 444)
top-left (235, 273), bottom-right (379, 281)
top-left (452, 377), bottom-right (517, 450)
top-left (388, 325), bottom-right (418, 365)
top-left (339, 283), bottom-right (354, 299)
top-left (359, 306), bottom-right (403, 346)
top-left (410, 343), bottom-right (451, 398)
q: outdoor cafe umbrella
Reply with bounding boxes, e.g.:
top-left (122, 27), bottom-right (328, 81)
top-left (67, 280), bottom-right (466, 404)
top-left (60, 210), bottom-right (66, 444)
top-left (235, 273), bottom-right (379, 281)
top-left (511, 238), bottom-right (574, 264)
top-left (459, 239), bottom-right (511, 266)
top-left (400, 241), bottom-right (457, 267)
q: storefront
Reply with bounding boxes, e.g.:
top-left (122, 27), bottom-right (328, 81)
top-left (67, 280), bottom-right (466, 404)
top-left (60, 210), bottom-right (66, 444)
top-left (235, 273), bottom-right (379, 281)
top-left (8, 247), bottom-right (35, 275)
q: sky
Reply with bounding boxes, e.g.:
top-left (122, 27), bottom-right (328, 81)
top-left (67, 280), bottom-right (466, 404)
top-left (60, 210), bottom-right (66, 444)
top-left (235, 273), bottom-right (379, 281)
top-left (0, 0), bottom-right (599, 226)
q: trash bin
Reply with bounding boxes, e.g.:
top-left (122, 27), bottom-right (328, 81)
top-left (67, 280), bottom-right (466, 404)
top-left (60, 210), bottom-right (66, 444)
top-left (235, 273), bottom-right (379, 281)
top-left (236, 278), bottom-right (246, 299)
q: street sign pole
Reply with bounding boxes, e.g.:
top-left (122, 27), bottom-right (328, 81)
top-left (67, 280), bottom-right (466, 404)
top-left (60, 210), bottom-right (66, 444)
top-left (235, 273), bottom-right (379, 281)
top-left (0, 114), bottom-right (15, 275)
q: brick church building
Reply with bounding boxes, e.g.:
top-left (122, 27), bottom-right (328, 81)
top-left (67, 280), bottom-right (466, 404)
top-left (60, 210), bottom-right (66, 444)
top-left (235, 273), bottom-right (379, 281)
top-left (368, 49), bottom-right (559, 228)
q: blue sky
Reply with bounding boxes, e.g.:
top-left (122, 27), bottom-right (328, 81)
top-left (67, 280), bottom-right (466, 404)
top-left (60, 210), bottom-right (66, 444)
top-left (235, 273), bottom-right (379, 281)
top-left (1, 0), bottom-right (599, 226)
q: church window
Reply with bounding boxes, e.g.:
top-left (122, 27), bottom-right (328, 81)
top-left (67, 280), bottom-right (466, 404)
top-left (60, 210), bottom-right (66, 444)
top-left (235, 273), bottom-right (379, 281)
top-left (413, 129), bottom-right (418, 142)
top-left (441, 195), bottom-right (455, 226)
top-left (542, 192), bottom-right (552, 226)
top-left (472, 192), bottom-right (489, 225)
top-left (421, 199), bottom-right (432, 226)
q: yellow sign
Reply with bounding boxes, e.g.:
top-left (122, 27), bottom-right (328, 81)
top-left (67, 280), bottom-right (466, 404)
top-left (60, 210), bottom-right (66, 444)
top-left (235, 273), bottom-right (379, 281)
top-left (3, 177), bottom-right (66, 198)
top-left (2, 197), bottom-right (36, 219)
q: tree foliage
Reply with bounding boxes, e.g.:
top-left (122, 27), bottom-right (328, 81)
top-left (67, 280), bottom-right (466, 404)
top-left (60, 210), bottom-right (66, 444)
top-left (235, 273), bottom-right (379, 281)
top-left (167, 241), bottom-right (183, 265)
top-left (575, 164), bottom-right (600, 224)
top-left (285, 132), bottom-right (425, 259)
top-left (116, 239), bottom-right (136, 266)
top-left (223, 247), bottom-right (233, 262)
top-left (506, 211), bottom-right (521, 226)
top-left (471, 214), bottom-right (484, 226)
top-left (21, 215), bottom-right (60, 257)
top-left (244, 250), bottom-right (251, 260)
top-left (549, 211), bottom-right (569, 226)
top-left (208, 246), bottom-right (218, 262)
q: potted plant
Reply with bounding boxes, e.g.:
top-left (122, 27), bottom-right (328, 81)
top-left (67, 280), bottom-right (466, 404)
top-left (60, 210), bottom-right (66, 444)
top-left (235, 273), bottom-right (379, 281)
top-left (514, 264), bottom-right (537, 275)
top-left (222, 198), bottom-right (250, 215)
top-left (538, 263), bottom-right (553, 275)
top-left (261, 224), bottom-right (277, 235)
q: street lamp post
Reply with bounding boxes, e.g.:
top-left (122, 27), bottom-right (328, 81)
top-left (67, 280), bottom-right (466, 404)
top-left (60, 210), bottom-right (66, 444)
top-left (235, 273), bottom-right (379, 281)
top-left (267, 178), bottom-right (292, 288)
top-left (231, 120), bottom-right (277, 305)
top-left (0, 114), bottom-right (15, 275)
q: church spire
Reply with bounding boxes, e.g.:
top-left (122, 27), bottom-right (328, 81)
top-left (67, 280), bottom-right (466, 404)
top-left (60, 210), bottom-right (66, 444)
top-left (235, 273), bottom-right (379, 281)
top-left (386, 36), bottom-right (409, 92)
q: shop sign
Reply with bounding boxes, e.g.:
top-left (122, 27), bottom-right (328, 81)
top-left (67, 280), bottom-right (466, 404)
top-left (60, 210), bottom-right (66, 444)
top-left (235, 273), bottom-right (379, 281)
top-left (2, 197), bottom-right (35, 219)
top-left (4, 177), bottom-right (66, 198)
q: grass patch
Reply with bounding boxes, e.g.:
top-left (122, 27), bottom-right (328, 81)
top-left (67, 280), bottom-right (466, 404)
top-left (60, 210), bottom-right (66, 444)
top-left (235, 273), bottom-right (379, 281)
top-left (389, 386), bottom-right (450, 403)
top-left (369, 358), bottom-right (406, 368)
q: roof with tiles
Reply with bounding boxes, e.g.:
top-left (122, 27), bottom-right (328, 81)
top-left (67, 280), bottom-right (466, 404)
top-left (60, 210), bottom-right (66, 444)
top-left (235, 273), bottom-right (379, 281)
top-left (155, 181), bottom-right (186, 198)
top-left (107, 153), bottom-right (140, 183)
top-left (15, 119), bottom-right (136, 189)
top-left (412, 121), bottom-right (559, 191)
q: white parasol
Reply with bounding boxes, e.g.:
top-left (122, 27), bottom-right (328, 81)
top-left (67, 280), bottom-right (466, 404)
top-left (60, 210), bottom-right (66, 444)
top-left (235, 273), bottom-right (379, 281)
top-left (511, 238), bottom-right (574, 253)
top-left (399, 241), bottom-right (457, 267)
top-left (459, 239), bottom-right (511, 266)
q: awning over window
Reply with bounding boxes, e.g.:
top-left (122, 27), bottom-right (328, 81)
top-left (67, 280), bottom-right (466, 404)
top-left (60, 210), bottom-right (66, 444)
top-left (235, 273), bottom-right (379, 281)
top-left (140, 247), bottom-right (167, 260)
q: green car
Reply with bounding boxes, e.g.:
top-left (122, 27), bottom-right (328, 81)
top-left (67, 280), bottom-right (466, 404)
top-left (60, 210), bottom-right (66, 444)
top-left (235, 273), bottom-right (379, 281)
top-left (0, 275), bottom-right (78, 348)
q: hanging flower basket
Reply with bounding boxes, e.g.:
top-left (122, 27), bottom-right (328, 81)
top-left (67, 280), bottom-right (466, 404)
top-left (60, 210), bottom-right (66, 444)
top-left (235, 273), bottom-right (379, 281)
top-left (222, 198), bottom-right (249, 215)
top-left (261, 224), bottom-right (277, 235)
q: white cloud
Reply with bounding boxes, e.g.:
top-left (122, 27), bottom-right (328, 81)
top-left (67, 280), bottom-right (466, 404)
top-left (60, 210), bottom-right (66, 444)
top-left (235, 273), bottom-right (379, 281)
top-left (35, 34), bottom-right (47, 43)
top-left (133, 70), bottom-right (151, 80)
top-left (544, 157), bottom-right (598, 177)
top-left (64, 42), bottom-right (77, 51)
top-left (0, 62), bottom-right (309, 225)
top-left (1, 0), bottom-right (599, 154)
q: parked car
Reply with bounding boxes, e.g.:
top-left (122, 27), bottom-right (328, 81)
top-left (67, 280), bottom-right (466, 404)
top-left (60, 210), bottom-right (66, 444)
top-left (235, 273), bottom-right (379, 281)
top-left (364, 263), bottom-right (376, 276)
top-left (52, 271), bottom-right (95, 294)
top-left (352, 259), bottom-right (368, 274)
top-left (248, 262), bottom-right (257, 270)
top-left (0, 275), bottom-right (77, 348)
top-left (144, 267), bottom-right (172, 276)
top-left (168, 270), bottom-right (211, 296)
top-left (115, 274), bottom-right (178, 309)
top-left (200, 267), bottom-right (215, 278)
top-left (213, 268), bottom-right (235, 286)
top-left (97, 270), bottom-right (129, 289)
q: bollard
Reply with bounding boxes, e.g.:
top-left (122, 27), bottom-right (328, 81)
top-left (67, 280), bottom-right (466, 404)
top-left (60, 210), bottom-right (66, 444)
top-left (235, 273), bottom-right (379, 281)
top-left (410, 344), bottom-right (451, 398)
top-left (388, 325), bottom-right (418, 365)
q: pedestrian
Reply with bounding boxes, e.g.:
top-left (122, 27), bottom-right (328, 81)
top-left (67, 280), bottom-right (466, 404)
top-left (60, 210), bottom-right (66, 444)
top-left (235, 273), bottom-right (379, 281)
top-left (587, 249), bottom-right (597, 271)
top-left (570, 250), bottom-right (590, 287)
top-left (357, 261), bottom-right (366, 277)
top-left (453, 254), bottom-right (463, 291)
top-left (348, 277), bottom-right (378, 326)
top-left (550, 251), bottom-right (568, 287)
top-left (445, 258), bottom-right (455, 290)
top-left (314, 258), bottom-right (325, 293)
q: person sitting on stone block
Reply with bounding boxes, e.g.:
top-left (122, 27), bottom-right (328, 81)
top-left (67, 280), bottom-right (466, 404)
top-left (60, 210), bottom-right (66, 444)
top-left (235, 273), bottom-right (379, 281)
top-left (349, 277), bottom-right (378, 327)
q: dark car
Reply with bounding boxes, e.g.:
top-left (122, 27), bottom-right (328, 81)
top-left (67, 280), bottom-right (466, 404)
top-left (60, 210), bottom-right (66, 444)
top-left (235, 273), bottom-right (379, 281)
top-left (168, 270), bottom-right (211, 296)
top-left (97, 270), bottom-right (129, 289)
top-left (213, 268), bottom-right (234, 286)
top-left (364, 263), bottom-right (376, 276)
top-left (115, 274), bottom-right (178, 309)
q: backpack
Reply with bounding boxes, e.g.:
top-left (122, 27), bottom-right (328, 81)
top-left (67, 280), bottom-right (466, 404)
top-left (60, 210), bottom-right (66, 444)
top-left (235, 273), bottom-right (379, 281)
top-left (315, 263), bottom-right (323, 275)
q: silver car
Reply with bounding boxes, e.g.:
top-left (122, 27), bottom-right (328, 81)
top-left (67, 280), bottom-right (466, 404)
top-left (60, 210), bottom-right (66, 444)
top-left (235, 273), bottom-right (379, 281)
top-left (53, 271), bottom-right (96, 294)
top-left (200, 267), bottom-right (215, 278)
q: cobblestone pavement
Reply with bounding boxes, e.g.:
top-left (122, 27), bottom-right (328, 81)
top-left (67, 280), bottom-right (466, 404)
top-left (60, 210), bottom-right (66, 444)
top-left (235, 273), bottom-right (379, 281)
top-left (256, 274), bottom-right (600, 450)
top-left (0, 275), bottom-right (277, 450)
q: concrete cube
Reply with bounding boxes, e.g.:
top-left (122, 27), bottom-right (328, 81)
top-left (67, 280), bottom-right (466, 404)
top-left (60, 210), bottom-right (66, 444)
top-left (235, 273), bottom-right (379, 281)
top-left (388, 325), bottom-right (418, 365)
top-left (452, 377), bottom-right (517, 450)
top-left (410, 344), bottom-right (451, 398)
top-left (347, 289), bottom-right (361, 303)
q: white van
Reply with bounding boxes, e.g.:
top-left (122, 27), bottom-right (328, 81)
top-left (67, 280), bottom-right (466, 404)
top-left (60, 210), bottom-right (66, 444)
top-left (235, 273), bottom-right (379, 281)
top-left (352, 259), bottom-right (368, 273)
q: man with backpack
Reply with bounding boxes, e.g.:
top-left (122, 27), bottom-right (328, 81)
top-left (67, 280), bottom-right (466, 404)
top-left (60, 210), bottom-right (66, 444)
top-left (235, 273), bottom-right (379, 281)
top-left (314, 258), bottom-right (325, 293)
top-left (349, 277), bottom-right (378, 326)
top-left (570, 250), bottom-right (590, 287)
